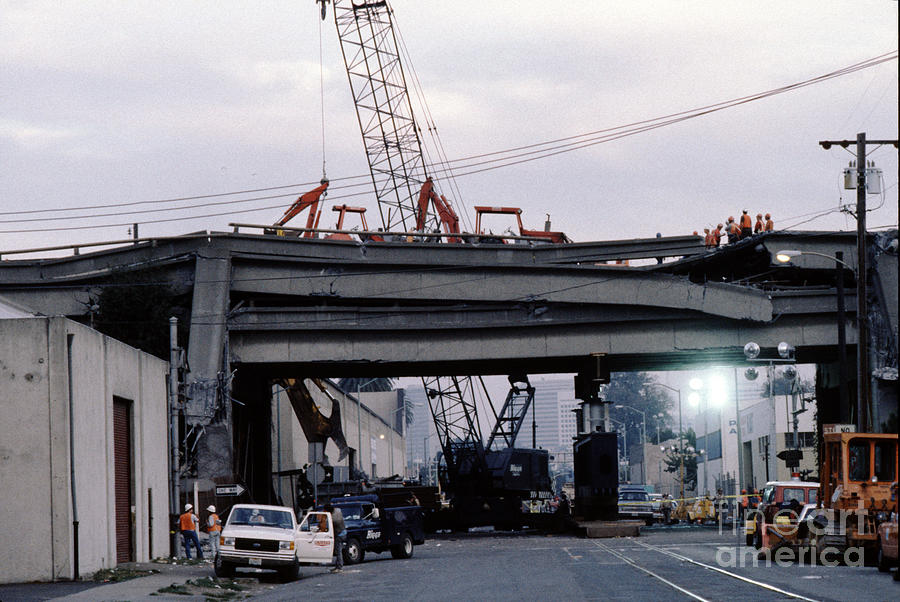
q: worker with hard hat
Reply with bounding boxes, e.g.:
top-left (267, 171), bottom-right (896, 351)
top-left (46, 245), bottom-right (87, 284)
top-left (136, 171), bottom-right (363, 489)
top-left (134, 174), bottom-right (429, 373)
top-left (206, 505), bottom-right (222, 558)
top-left (739, 210), bottom-right (752, 239)
top-left (726, 217), bottom-right (741, 242)
top-left (764, 213), bottom-right (774, 231)
top-left (703, 227), bottom-right (713, 249)
top-left (754, 213), bottom-right (764, 234)
top-left (179, 503), bottom-right (203, 559)
top-left (713, 224), bottom-right (723, 247)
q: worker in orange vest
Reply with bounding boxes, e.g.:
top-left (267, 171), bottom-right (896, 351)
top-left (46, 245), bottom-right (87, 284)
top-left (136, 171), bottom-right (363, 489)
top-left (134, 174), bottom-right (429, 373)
top-left (764, 213), bottom-right (774, 231)
top-left (703, 227), bottom-right (713, 249)
top-left (206, 505), bottom-right (222, 558)
top-left (754, 213), bottom-right (764, 234)
top-left (713, 224), bottom-right (723, 247)
top-left (726, 217), bottom-right (741, 242)
top-left (739, 210), bottom-right (752, 238)
top-left (179, 503), bottom-right (203, 559)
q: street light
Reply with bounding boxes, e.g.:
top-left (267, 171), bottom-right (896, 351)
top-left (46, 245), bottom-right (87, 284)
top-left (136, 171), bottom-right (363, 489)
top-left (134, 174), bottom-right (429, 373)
top-left (744, 341), bottom-right (797, 481)
top-left (649, 383), bottom-right (685, 502)
top-left (356, 378), bottom-right (381, 477)
top-left (611, 418), bottom-right (628, 482)
top-left (774, 249), bottom-right (855, 271)
top-left (615, 404), bottom-right (646, 484)
top-left (688, 377), bottom-right (726, 496)
top-left (775, 249), bottom-right (855, 429)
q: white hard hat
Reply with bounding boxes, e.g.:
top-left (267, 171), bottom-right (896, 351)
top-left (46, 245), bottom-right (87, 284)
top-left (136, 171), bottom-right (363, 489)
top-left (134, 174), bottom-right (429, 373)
top-left (207, 505), bottom-right (216, 512)
top-left (184, 503), bottom-right (193, 511)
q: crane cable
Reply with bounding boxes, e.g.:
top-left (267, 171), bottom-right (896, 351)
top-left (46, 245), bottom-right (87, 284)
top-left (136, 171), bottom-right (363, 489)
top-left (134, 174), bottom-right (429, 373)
top-left (318, 7), bottom-right (328, 182)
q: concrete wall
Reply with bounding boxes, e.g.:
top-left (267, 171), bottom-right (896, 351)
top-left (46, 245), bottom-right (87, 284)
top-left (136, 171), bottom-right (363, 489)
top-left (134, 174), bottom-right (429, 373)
top-left (0, 318), bottom-right (169, 583)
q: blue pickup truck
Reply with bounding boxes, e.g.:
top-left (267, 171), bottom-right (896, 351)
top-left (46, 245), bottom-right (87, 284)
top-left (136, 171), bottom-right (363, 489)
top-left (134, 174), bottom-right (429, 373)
top-left (328, 494), bottom-right (426, 564)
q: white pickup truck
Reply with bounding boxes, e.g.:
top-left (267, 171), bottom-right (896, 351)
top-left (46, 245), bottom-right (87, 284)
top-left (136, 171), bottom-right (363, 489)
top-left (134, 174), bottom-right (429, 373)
top-left (214, 504), bottom-right (335, 581)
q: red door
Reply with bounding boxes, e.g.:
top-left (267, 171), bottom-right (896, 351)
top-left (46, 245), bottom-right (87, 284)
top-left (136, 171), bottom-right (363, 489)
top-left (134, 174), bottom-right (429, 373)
top-left (113, 398), bottom-right (133, 563)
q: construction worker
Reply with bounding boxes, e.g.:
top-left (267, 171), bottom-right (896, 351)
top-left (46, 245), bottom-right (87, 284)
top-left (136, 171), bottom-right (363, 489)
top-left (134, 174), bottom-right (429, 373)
top-left (754, 213), bottom-right (764, 234)
top-left (179, 503), bottom-right (203, 559)
top-left (726, 217), bottom-right (741, 242)
top-left (703, 227), bottom-right (713, 249)
top-left (661, 493), bottom-right (673, 524)
top-left (739, 210), bottom-right (752, 239)
top-left (764, 213), bottom-right (774, 231)
top-left (713, 224), bottom-right (723, 247)
top-left (749, 488), bottom-right (761, 509)
top-left (206, 505), bottom-right (222, 559)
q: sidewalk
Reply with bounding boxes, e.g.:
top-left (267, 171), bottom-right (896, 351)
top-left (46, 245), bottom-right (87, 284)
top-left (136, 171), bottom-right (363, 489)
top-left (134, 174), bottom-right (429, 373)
top-left (0, 558), bottom-right (267, 602)
top-left (50, 560), bottom-right (219, 601)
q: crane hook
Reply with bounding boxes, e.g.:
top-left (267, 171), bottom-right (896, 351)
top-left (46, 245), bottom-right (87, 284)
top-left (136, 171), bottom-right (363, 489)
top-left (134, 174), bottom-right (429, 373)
top-left (316, 0), bottom-right (330, 21)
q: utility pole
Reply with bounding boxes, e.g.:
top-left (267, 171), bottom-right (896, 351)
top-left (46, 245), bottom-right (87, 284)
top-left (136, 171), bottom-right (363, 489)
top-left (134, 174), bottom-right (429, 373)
top-left (167, 317), bottom-right (181, 558)
top-left (818, 134), bottom-right (898, 432)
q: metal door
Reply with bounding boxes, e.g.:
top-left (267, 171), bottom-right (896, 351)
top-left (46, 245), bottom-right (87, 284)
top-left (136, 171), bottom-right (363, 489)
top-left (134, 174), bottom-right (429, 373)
top-left (113, 398), bottom-right (133, 563)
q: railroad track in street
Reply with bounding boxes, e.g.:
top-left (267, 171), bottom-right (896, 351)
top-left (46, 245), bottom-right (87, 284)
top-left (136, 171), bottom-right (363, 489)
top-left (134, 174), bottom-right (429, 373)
top-left (593, 539), bottom-right (819, 601)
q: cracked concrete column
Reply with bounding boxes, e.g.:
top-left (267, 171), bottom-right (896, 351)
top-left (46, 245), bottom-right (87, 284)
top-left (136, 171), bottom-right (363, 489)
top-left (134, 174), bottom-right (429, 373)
top-left (186, 248), bottom-right (233, 481)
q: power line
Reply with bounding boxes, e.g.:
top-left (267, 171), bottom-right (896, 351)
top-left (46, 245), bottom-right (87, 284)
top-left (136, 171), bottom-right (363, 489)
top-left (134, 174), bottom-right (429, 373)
top-left (2, 51), bottom-right (895, 231)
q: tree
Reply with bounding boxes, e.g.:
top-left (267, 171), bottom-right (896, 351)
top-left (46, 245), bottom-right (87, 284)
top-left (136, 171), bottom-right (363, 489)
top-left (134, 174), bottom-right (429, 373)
top-left (606, 372), bottom-right (673, 448)
top-left (89, 270), bottom-right (188, 359)
top-left (663, 428), bottom-right (698, 492)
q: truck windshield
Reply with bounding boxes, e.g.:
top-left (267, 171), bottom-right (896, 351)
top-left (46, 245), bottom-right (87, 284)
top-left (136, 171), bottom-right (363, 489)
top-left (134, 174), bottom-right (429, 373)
top-left (339, 504), bottom-right (372, 520)
top-left (848, 440), bottom-right (870, 482)
top-left (229, 508), bottom-right (293, 528)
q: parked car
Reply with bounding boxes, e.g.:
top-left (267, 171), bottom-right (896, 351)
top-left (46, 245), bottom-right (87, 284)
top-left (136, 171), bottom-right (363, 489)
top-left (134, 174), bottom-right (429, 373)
top-left (747, 480), bottom-right (818, 551)
top-left (214, 504), bottom-right (335, 581)
top-left (618, 486), bottom-right (654, 525)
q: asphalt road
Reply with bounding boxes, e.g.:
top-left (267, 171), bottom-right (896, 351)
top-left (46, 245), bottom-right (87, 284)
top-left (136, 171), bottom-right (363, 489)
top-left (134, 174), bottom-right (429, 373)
top-left (252, 527), bottom-right (899, 601)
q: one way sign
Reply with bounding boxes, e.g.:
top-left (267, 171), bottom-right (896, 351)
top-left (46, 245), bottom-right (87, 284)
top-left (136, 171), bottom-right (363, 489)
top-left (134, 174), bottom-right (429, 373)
top-left (215, 484), bottom-right (246, 497)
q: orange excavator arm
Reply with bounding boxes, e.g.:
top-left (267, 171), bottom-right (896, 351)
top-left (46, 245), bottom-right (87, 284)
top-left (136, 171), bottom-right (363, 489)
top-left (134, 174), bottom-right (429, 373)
top-left (275, 179), bottom-right (329, 234)
top-left (415, 178), bottom-right (462, 243)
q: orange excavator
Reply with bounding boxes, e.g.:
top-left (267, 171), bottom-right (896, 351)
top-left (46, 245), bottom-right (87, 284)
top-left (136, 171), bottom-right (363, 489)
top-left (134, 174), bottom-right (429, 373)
top-left (415, 178), bottom-right (462, 243)
top-left (474, 206), bottom-right (571, 244)
top-left (269, 179), bottom-right (330, 237)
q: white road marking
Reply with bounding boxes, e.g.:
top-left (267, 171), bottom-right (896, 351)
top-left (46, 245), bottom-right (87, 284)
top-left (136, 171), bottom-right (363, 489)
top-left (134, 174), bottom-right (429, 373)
top-left (632, 539), bottom-right (819, 602)
top-left (593, 541), bottom-right (710, 602)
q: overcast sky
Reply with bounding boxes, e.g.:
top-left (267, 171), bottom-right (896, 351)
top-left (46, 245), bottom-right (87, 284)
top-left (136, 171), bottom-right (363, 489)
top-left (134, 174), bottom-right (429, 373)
top-left (1, 0), bottom-right (897, 255)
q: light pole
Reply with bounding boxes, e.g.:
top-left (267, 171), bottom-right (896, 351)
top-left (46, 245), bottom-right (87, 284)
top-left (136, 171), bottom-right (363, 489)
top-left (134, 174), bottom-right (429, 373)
top-left (611, 418), bottom-right (628, 482)
top-left (387, 401), bottom-right (419, 477)
top-left (776, 250), bottom-right (855, 430)
top-left (688, 379), bottom-right (709, 495)
top-left (743, 341), bottom-right (797, 480)
top-left (615, 404), bottom-right (646, 484)
top-left (356, 378), bottom-right (380, 477)
top-left (650, 383), bottom-right (684, 501)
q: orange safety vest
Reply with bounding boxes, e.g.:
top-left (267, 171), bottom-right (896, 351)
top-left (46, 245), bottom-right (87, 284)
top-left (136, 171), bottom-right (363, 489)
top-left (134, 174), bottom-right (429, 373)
top-left (754, 218), bottom-right (763, 233)
top-left (728, 222), bottom-right (740, 236)
top-left (208, 513), bottom-right (221, 533)
top-left (740, 214), bottom-right (752, 229)
top-left (179, 512), bottom-right (196, 532)
top-left (765, 219), bottom-right (774, 231)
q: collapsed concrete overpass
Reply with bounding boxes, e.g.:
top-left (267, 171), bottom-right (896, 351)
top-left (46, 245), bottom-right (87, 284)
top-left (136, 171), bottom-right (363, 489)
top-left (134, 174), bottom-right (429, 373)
top-left (1, 228), bottom-right (896, 499)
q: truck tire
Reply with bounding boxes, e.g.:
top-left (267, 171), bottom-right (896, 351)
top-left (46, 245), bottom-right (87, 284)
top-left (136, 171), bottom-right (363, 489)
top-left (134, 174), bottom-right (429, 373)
top-left (344, 537), bottom-right (365, 565)
top-left (278, 559), bottom-right (299, 582)
top-left (213, 555), bottom-right (234, 578)
top-left (391, 533), bottom-right (414, 559)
